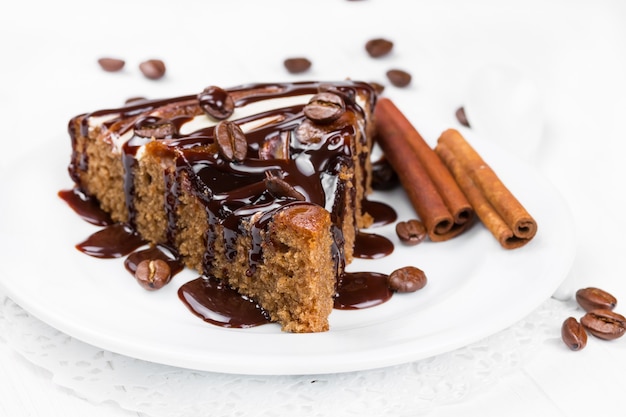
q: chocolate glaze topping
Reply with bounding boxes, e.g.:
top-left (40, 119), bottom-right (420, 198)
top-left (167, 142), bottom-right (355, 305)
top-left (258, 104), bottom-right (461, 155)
top-left (62, 80), bottom-right (402, 329)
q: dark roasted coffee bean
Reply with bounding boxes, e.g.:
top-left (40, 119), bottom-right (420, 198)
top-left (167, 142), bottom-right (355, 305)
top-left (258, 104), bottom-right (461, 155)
top-left (135, 259), bottom-right (171, 290)
top-left (214, 120), bottom-right (248, 162)
top-left (283, 57), bottom-right (312, 74)
top-left (576, 287), bottom-right (617, 312)
top-left (98, 57), bottom-right (125, 72)
top-left (395, 219), bottom-right (427, 245)
top-left (455, 106), bottom-right (470, 127)
top-left (139, 59), bottom-right (166, 80)
top-left (386, 69), bottom-right (412, 87)
top-left (303, 92), bottom-right (346, 124)
top-left (198, 86), bottom-right (235, 120)
top-left (387, 266), bottom-right (427, 293)
top-left (561, 317), bottom-right (587, 351)
top-left (134, 116), bottom-right (177, 139)
top-left (264, 172), bottom-right (306, 201)
top-left (581, 309), bottom-right (626, 340)
top-left (365, 38), bottom-right (394, 58)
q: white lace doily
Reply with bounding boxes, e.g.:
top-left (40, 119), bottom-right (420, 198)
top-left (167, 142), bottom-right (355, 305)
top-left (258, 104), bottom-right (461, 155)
top-left (0, 286), bottom-right (574, 417)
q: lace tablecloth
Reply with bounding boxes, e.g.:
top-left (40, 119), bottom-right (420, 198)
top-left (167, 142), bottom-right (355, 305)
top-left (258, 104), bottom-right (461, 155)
top-left (0, 285), bottom-right (577, 417)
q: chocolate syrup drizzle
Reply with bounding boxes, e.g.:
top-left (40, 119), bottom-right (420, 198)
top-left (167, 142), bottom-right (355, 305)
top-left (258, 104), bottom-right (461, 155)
top-left (62, 81), bottom-right (400, 330)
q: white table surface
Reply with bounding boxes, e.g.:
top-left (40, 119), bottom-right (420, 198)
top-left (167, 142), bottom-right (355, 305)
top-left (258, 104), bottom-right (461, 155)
top-left (1, 0), bottom-right (626, 416)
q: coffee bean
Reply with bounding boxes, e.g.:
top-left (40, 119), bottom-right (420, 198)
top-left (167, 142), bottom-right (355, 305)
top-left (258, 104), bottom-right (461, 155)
top-left (303, 92), bottom-right (346, 124)
top-left (561, 317), bottom-right (587, 351)
top-left (139, 59), bottom-right (166, 80)
top-left (387, 266), bottom-right (427, 293)
top-left (580, 309), bottom-right (626, 340)
top-left (135, 259), bottom-right (171, 290)
top-left (133, 116), bottom-right (177, 139)
top-left (455, 106), bottom-right (470, 127)
top-left (576, 287), bottom-right (617, 312)
top-left (395, 219), bottom-right (426, 245)
top-left (264, 172), bottom-right (306, 201)
top-left (214, 120), bottom-right (248, 162)
top-left (386, 69), bottom-right (412, 87)
top-left (198, 86), bottom-right (235, 120)
top-left (284, 57), bottom-right (312, 74)
top-left (365, 38), bottom-right (394, 58)
top-left (98, 57), bottom-right (125, 72)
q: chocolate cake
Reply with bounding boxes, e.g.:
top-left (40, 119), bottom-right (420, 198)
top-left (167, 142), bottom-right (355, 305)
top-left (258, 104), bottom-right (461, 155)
top-left (66, 81), bottom-right (378, 333)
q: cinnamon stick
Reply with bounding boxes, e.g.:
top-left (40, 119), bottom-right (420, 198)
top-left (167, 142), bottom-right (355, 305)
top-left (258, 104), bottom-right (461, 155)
top-left (374, 98), bottom-right (474, 241)
top-left (435, 128), bottom-right (537, 249)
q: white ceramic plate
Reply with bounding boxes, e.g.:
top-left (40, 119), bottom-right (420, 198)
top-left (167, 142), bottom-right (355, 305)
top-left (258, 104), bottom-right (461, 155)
top-left (0, 132), bottom-right (575, 375)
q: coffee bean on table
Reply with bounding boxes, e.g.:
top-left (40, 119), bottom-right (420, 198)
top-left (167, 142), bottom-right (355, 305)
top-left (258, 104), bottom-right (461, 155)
top-left (386, 69), bottom-right (412, 87)
top-left (395, 219), bottom-right (426, 245)
top-left (561, 317), bottom-right (587, 351)
top-left (135, 259), bottom-right (171, 290)
top-left (387, 266), bottom-right (427, 293)
top-left (198, 85), bottom-right (235, 120)
top-left (303, 92), bottom-right (346, 124)
top-left (580, 309), bottom-right (626, 340)
top-left (455, 106), bottom-right (470, 127)
top-left (365, 38), bottom-right (394, 58)
top-left (139, 59), bottom-right (166, 80)
top-left (98, 57), bottom-right (125, 72)
top-left (575, 287), bottom-right (617, 312)
top-left (284, 57), bottom-right (312, 74)
top-left (214, 120), bottom-right (248, 162)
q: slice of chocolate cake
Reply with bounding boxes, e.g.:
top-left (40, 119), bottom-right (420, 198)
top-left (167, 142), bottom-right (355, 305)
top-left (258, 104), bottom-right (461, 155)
top-left (66, 81), bottom-right (377, 332)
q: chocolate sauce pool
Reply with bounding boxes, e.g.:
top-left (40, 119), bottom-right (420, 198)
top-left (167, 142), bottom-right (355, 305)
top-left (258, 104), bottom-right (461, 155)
top-left (59, 188), bottom-right (398, 330)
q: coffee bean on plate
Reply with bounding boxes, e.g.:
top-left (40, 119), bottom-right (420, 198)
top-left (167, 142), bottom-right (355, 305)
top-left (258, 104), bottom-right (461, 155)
top-left (365, 38), bottom-right (394, 58)
top-left (139, 59), bottom-right (166, 80)
top-left (135, 259), bottom-right (171, 290)
top-left (395, 219), bottom-right (426, 245)
top-left (387, 266), bottom-right (427, 293)
top-left (561, 317), bottom-right (587, 351)
top-left (575, 287), bottom-right (617, 312)
top-left (284, 57), bottom-right (312, 74)
top-left (98, 57), bottom-right (125, 72)
top-left (580, 309), bottom-right (626, 340)
top-left (214, 120), bottom-right (248, 162)
top-left (198, 85), bottom-right (235, 120)
top-left (303, 92), bottom-right (346, 124)
top-left (386, 69), bottom-right (412, 87)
